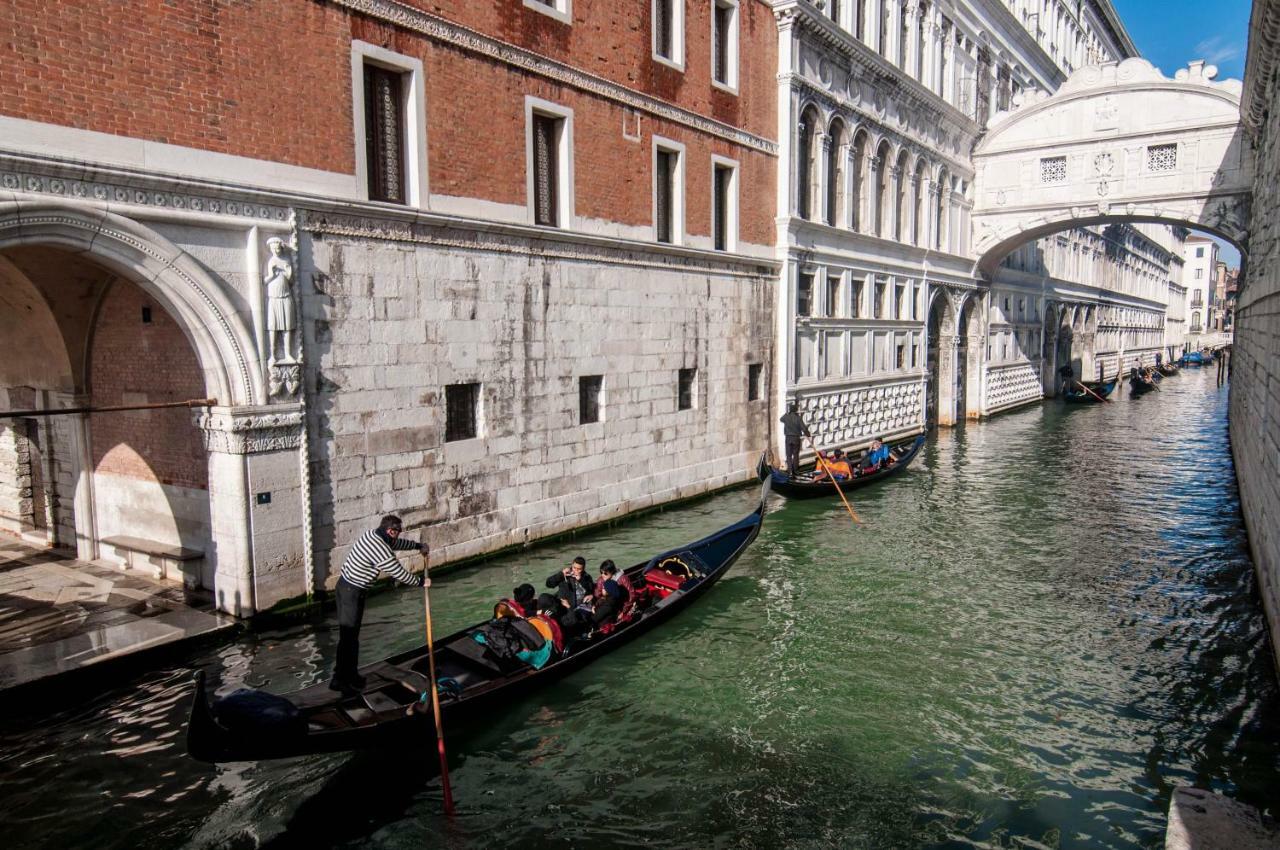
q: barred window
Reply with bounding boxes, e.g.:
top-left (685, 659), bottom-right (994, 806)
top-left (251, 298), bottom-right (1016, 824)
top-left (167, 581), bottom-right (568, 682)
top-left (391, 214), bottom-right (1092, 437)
top-left (826, 273), bottom-right (842, 318)
top-left (532, 113), bottom-right (561, 226)
top-left (445, 383), bottom-right (480, 442)
top-left (850, 277), bottom-right (863, 318)
top-left (713, 163), bottom-right (733, 251)
top-left (748, 363), bottom-right (762, 401)
top-left (364, 64), bottom-right (405, 203)
top-left (1040, 156), bottom-right (1067, 184)
top-left (579, 375), bottom-right (603, 424)
top-left (797, 271), bottom-right (814, 317)
top-left (1147, 143), bottom-right (1177, 172)
top-left (713, 1), bottom-right (735, 86)
top-left (874, 277), bottom-right (887, 319)
top-left (678, 368), bottom-right (697, 410)
top-left (655, 0), bottom-right (674, 59)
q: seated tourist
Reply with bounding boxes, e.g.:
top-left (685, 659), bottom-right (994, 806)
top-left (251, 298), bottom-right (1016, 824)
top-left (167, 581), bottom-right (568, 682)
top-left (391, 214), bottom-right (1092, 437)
top-left (494, 583), bottom-right (538, 619)
top-left (591, 563), bottom-right (628, 626)
top-left (547, 556), bottom-right (594, 611)
top-left (812, 448), bottom-right (853, 481)
top-left (860, 438), bottom-right (892, 472)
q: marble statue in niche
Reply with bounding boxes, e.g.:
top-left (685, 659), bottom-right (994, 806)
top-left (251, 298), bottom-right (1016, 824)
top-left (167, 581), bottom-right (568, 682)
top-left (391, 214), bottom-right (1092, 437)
top-left (264, 236), bottom-right (296, 365)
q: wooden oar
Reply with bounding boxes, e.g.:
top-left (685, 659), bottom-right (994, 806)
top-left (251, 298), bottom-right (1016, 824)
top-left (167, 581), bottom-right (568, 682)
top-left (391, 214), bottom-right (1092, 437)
top-left (1075, 380), bottom-right (1109, 403)
top-left (421, 552), bottom-right (455, 815)
top-left (805, 435), bottom-right (862, 526)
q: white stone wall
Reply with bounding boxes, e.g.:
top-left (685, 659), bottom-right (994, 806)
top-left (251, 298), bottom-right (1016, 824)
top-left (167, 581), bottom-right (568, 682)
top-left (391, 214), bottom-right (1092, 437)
top-left (301, 223), bottom-right (775, 582)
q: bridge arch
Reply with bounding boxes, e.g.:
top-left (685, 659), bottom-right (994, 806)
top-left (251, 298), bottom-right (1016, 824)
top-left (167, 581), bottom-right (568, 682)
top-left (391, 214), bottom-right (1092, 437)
top-left (972, 58), bottom-right (1253, 277)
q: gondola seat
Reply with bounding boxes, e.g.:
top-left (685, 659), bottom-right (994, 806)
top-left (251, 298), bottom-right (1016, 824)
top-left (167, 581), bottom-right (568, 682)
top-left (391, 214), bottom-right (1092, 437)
top-left (645, 556), bottom-right (701, 599)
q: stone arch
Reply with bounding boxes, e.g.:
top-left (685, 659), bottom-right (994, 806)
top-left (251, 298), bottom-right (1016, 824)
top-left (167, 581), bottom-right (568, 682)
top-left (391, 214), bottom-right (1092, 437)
top-left (874, 138), bottom-right (893, 237)
top-left (956, 291), bottom-right (984, 420)
top-left (850, 127), bottom-right (870, 232)
top-left (912, 155), bottom-right (929, 246)
top-left (894, 147), bottom-right (911, 241)
top-left (935, 166), bottom-right (950, 250)
top-left (0, 200), bottom-right (261, 406)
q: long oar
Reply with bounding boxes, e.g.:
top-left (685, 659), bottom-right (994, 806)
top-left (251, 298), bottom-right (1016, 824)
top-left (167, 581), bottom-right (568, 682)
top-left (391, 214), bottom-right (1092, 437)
top-left (805, 435), bottom-right (862, 526)
top-left (1075, 380), bottom-right (1109, 404)
top-left (421, 553), bottom-right (455, 815)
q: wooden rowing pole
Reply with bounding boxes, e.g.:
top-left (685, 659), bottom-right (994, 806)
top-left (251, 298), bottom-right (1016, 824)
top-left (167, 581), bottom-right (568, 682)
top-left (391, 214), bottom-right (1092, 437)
top-left (1074, 380), bottom-right (1109, 404)
top-left (0, 398), bottom-right (218, 419)
top-left (804, 434), bottom-right (862, 526)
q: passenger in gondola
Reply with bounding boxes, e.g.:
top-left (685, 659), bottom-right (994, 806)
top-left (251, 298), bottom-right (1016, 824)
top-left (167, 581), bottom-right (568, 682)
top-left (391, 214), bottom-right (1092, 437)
top-left (547, 556), bottom-right (595, 609)
top-left (591, 562), bottom-right (628, 626)
top-left (811, 448), bottom-right (852, 481)
top-left (494, 583), bottom-right (538, 619)
top-left (858, 438), bottom-right (894, 474)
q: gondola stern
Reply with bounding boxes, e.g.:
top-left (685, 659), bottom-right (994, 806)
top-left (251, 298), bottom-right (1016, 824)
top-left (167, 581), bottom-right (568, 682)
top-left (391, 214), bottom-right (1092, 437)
top-left (186, 669), bottom-right (225, 763)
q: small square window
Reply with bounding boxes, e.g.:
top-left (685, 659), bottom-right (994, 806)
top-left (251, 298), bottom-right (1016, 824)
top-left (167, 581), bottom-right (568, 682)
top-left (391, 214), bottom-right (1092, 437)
top-left (678, 368), bottom-right (697, 410)
top-left (826, 274), bottom-right (842, 318)
top-left (747, 363), bottom-right (762, 401)
top-left (445, 383), bottom-right (480, 442)
top-left (797, 272), bottom-right (815, 317)
top-left (895, 342), bottom-right (905, 370)
top-left (1040, 156), bottom-right (1067, 184)
top-left (874, 278), bottom-right (887, 319)
top-left (850, 277), bottom-right (863, 319)
top-left (579, 375), bottom-right (603, 424)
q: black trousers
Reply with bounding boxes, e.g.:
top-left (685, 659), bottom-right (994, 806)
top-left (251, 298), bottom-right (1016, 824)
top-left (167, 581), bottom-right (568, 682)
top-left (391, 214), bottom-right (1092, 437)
top-left (785, 437), bottom-right (802, 477)
top-left (334, 577), bottom-right (367, 684)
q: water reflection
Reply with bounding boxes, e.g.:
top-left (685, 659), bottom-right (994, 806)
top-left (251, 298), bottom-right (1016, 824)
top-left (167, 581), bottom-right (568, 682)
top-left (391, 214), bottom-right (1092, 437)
top-left (0, 369), bottom-right (1276, 849)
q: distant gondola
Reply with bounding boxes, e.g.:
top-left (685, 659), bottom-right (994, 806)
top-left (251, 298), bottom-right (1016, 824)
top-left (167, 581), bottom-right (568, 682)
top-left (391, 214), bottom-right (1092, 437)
top-left (1179, 351), bottom-right (1208, 366)
top-left (187, 476), bottom-right (771, 763)
top-left (1062, 378), bottom-right (1118, 404)
top-left (1157, 362), bottom-right (1180, 377)
top-left (757, 435), bottom-right (925, 499)
top-left (1129, 369), bottom-right (1158, 395)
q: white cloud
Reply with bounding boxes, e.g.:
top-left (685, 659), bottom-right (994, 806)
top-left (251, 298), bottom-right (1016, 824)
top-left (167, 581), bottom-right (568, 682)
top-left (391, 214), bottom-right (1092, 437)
top-left (1193, 36), bottom-right (1244, 67)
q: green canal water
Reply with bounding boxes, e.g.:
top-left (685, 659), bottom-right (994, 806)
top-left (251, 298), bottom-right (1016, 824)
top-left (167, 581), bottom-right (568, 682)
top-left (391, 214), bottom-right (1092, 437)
top-left (2, 368), bottom-right (1277, 848)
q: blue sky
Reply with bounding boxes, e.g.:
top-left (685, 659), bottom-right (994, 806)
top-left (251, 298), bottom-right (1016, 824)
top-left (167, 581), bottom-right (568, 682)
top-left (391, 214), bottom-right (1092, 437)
top-left (1111, 0), bottom-right (1252, 267)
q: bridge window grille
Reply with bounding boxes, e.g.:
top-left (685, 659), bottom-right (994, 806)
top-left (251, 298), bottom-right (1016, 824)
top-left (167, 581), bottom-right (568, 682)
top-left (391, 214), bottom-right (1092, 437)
top-left (1147, 143), bottom-right (1177, 172)
top-left (579, 375), bottom-right (603, 424)
top-left (445, 383), bottom-right (480, 442)
top-left (1040, 156), bottom-right (1066, 184)
top-left (677, 368), bottom-right (697, 410)
top-left (748, 363), bottom-right (762, 401)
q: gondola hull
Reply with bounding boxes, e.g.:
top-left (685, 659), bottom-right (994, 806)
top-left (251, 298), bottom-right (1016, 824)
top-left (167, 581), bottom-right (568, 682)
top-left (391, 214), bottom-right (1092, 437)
top-left (1129, 376), bottom-right (1158, 395)
top-left (1157, 363), bottom-right (1179, 377)
top-left (1062, 378), bottom-right (1118, 404)
top-left (187, 478), bottom-right (770, 763)
top-left (758, 435), bottom-right (925, 499)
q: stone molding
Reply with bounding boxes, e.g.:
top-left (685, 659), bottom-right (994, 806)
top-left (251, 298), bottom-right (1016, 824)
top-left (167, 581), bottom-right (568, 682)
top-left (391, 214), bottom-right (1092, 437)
top-left (0, 155), bottom-right (292, 227)
top-left (1243, 0), bottom-right (1280, 133)
top-left (330, 0), bottom-right (777, 156)
top-left (195, 406), bottom-right (304, 455)
top-left (299, 208), bottom-right (779, 278)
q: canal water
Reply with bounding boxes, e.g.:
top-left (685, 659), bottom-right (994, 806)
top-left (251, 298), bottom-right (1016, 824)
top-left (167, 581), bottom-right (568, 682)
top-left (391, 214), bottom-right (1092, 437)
top-left (2, 367), bottom-right (1277, 849)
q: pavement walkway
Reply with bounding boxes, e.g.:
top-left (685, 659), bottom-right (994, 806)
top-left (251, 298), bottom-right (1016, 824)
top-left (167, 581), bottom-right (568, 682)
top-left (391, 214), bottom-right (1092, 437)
top-left (0, 537), bottom-right (234, 694)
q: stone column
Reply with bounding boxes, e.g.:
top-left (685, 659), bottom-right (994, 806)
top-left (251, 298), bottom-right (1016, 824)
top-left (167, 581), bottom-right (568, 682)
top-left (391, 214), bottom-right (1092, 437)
top-left (197, 404), bottom-right (307, 617)
top-left (818, 132), bottom-right (832, 224)
top-left (935, 332), bottom-right (959, 426)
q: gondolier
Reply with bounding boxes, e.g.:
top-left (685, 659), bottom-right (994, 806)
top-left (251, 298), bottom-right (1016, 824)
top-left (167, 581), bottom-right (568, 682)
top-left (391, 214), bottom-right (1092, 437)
top-left (778, 403), bottom-right (812, 478)
top-left (331, 514), bottom-right (428, 694)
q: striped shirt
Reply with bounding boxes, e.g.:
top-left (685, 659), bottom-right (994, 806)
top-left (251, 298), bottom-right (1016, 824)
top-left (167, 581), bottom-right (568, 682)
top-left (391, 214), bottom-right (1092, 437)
top-left (340, 529), bottom-right (424, 589)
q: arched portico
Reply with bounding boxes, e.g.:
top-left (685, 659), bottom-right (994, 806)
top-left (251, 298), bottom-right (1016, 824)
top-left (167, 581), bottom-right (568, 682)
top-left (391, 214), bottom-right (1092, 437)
top-left (971, 59), bottom-right (1253, 276)
top-left (0, 200), bottom-right (294, 616)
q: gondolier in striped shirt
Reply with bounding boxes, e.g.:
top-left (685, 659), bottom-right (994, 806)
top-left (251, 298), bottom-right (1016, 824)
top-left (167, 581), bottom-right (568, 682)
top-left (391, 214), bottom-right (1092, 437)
top-left (331, 514), bottom-right (429, 694)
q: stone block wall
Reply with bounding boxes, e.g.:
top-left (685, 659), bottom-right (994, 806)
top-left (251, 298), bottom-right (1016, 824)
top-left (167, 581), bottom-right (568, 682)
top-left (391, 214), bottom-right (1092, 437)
top-left (1236, 0), bottom-right (1280, 671)
top-left (302, 223), bottom-right (775, 583)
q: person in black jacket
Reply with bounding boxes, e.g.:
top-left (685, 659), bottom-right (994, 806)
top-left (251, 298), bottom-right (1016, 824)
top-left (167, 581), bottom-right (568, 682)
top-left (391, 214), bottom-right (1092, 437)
top-left (547, 556), bottom-right (594, 636)
top-left (778, 403), bottom-right (812, 478)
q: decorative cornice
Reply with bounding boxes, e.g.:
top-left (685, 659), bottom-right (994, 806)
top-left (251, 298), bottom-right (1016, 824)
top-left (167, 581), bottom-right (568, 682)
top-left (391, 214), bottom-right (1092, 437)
top-left (299, 209), bottom-right (779, 278)
top-left (328, 0), bottom-right (778, 156)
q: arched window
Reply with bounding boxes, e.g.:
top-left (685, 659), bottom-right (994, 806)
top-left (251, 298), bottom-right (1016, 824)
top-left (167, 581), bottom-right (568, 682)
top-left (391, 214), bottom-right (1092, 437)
top-left (874, 140), bottom-right (892, 237)
top-left (826, 118), bottom-right (845, 227)
top-left (912, 158), bottom-right (927, 246)
top-left (934, 167), bottom-right (949, 251)
top-left (797, 106), bottom-right (820, 220)
top-left (851, 130), bottom-right (868, 232)
top-left (894, 149), bottom-right (910, 241)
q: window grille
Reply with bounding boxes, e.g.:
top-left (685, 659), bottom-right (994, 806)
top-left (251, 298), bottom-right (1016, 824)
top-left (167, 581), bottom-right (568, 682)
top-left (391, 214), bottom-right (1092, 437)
top-left (678, 368), bottom-right (696, 410)
top-left (533, 114), bottom-right (560, 226)
top-left (748, 363), bottom-right (762, 401)
top-left (850, 278), bottom-right (863, 318)
top-left (874, 278), bottom-right (887, 319)
top-left (364, 65), bottom-right (405, 203)
top-left (1040, 156), bottom-right (1067, 183)
top-left (445, 383), bottom-right (479, 442)
top-left (713, 164), bottom-right (731, 250)
top-left (579, 375), bottom-right (602, 424)
top-left (1147, 143), bottom-right (1177, 172)
top-left (827, 274), bottom-right (842, 317)
top-left (656, 149), bottom-right (674, 243)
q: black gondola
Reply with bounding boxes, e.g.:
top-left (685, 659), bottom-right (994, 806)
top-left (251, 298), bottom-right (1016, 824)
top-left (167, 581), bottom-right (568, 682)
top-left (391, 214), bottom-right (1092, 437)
top-left (1062, 378), bottom-right (1118, 404)
top-left (187, 476), bottom-right (770, 763)
top-left (756, 435), bottom-right (925, 499)
top-left (1129, 370), bottom-right (1158, 395)
top-left (1157, 363), bottom-right (1180, 377)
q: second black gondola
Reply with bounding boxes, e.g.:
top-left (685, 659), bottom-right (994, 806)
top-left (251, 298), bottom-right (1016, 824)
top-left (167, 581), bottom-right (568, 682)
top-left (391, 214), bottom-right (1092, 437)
top-left (1062, 378), bottom-right (1118, 404)
top-left (757, 435), bottom-right (925, 499)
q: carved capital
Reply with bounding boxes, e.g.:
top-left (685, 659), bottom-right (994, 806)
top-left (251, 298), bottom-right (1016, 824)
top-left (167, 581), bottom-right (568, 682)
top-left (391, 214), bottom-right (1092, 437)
top-left (195, 404), bottom-right (304, 455)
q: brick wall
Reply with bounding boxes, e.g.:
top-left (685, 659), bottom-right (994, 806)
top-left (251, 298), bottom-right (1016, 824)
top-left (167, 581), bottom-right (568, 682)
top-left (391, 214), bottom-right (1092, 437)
top-left (89, 282), bottom-right (208, 489)
top-left (1, 0), bottom-right (776, 245)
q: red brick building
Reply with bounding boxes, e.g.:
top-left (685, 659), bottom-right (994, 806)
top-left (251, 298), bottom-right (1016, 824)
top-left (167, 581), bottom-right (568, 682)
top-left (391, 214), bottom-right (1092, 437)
top-left (0, 0), bottom-right (779, 614)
